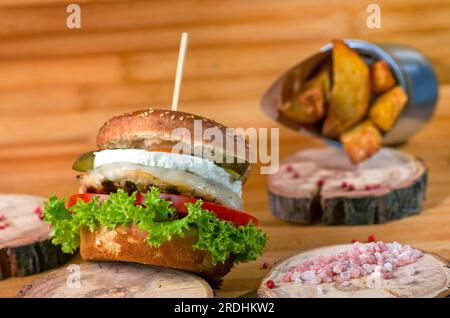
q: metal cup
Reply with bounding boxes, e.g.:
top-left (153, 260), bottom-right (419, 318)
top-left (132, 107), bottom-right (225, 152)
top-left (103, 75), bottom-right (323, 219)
top-left (261, 39), bottom-right (438, 146)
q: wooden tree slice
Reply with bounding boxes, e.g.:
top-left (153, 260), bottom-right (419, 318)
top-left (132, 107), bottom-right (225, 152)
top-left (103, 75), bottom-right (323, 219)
top-left (268, 147), bottom-right (427, 225)
top-left (258, 244), bottom-right (450, 298)
top-left (0, 194), bottom-right (71, 280)
top-left (18, 262), bottom-right (213, 298)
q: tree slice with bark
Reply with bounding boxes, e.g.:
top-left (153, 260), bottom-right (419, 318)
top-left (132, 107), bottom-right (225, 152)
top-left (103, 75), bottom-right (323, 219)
top-left (0, 194), bottom-right (72, 280)
top-left (18, 262), bottom-right (213, 298)
top-left (258, 244), bottom-right (450, 298)
top-left (268, 147), bottom-right (427, 225)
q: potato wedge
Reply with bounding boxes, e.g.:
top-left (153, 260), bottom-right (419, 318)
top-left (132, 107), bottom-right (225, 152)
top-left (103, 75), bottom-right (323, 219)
top-left (304, 62), bottom-right (331, 100)
top-left (323, 40), bottom-right (371, 138)
top-left (280, 85), bottom-right (324, 124)
top-left (280, 63), bottom-right (330, 124)
top-left (340, 120), bottom-right (382, 164)
top-left (369, 85), bottom-right (408, 132)
top-left (371, 60), bottom-right (396, 94)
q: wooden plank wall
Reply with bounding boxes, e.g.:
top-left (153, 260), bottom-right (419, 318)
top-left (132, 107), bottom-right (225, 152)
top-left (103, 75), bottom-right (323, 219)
top-left (0, 1), bottom-right (447, 193)
top-left (0, 0), bottom-right (450, 298)
top-left (1, 0), bottom-right (449, 195)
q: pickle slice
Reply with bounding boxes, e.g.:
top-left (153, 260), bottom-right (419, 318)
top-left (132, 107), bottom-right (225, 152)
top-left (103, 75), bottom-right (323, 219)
top-left (216, 162), bottom-right (249, 181)
top-left (72, 150), bottom-right (249, 181)
top-left (72, 151), bottom-right (95, 172)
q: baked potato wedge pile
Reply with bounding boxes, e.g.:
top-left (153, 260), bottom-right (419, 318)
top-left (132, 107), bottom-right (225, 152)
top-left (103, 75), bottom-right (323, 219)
top-left (279, 40), bottom-right (408, 164)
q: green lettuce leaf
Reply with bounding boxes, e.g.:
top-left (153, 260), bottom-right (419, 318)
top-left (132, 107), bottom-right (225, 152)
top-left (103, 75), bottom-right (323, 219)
top-left (42, 188), bottom-right (267, 264)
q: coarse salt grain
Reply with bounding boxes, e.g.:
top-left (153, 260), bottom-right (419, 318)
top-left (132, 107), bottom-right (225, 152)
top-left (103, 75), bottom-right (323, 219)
top-left (279, 241), bottom-right (422, 287)
top-left (383, 263), bottom-right (393, 272)
top-left (398, 275), bottom-right (414, 285)
top-left (316, 285), bottom-right (324, 295)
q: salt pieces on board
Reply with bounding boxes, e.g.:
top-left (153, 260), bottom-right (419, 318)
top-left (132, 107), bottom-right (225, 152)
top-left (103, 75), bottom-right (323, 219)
top-left (281, 242), bottom-right (422, 289)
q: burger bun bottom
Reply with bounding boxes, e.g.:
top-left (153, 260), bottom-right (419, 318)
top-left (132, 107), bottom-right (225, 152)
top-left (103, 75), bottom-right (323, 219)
top-left (80, 224), bottom-right (233, 279)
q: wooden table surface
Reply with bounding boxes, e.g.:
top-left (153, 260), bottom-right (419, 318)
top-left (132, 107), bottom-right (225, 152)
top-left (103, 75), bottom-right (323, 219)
top-left (0, 0), bottom-right (449, 298)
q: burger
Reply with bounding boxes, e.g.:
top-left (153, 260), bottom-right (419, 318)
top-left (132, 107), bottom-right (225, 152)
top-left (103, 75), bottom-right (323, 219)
top-left (43, 109), bottom-right (267, 278)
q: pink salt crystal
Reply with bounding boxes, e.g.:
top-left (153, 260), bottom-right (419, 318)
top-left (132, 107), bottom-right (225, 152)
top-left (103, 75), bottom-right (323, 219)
top-left (333, 275), bottom-right (343, 283)
top-left (285, 165), bottom-right (294, 172)
top-left (399, 275), bottom-right (414, 284)
top-left (366, 272), bottom-right (382, 288)
top-left (405, 266), bottom-right (416, 276)
top-left (347, 184), bottom-right (355, 191)
top-left (291, 271), bottom-right (302, 282)
top-left (323, 277), bottom-right (333, 283)
top-left (359, 254), bottom-right (370, 263)
top-left (350, 268), bottom-right (360, 278)
top-left (316, 285), bottom-right (324, 295)
top-left (332, 264), bottom-right (343, 274)
top-left (295, 264), bottom-right (308, 272)
top-left (282, 273), bottom-right (292, 283)
top-left (362, 264), bottom-right (374, 274)
top-left (340, 271), bottom-right (351, 281)
top-left (373, 265), bottom-right (383, 273)
top-left (301, 271), bottom-right (316, 281)
top-left (309, 275), bottom-right (322, 285)
top-left (383, 263), bottom-right (393, 272)
top-left (281, 241), bottom-right (422, 286)
top-left (382, 273), bottom-right (394, 280)
top-left (341, 281), bottom-right (351, 287)
top-left (341, 181), bottom-right (348, 188)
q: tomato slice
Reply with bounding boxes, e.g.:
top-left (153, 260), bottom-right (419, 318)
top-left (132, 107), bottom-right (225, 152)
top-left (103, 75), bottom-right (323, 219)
top-left (158, 193), bottom-right (259, 226)
top-left (66, 193), bottom-right (110, 208)
top-left (67, 192), bottom-right (258, 226)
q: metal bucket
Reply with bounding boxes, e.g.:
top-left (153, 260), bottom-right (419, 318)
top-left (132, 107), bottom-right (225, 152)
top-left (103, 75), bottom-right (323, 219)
top-left (261, 39), bottom-right (439, 146)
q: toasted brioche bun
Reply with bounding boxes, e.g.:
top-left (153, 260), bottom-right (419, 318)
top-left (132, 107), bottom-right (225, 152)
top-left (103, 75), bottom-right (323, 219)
top-left (96, 109), bottom-right (252, 183)
top-left (80, 225), bottom-right (233, 278)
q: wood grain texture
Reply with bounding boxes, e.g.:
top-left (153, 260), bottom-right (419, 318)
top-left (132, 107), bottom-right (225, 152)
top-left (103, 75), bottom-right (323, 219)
top-left (18, 262), bottom-right (213, 298)
top-left (0, 195), bottom-right (71, 280)
top-left (0, 0), bottom-right (449, 298)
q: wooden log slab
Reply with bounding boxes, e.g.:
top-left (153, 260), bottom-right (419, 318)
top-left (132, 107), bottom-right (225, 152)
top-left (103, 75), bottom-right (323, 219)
top-left (0, 194), bottom-right (72, 280)
top-left (258, 244), bottom-right (450, 298)
top-left (18, 262), bottom-right (213, 298)
top-left (268, 147), bottom-right (427, 225)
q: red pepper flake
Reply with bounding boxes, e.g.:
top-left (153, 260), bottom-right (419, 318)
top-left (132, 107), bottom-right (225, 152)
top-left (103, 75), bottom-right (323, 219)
top-left (0, 213), bottom-right (4, 221)
top-left (347, 184), bottom-right (355, 191)
top-left (341, 181), bottom-right (348, 189)
top-left (292, 172), bottom-right (301, 179)
top-left (261, 262), bottom-right (271, 269)
top-left (367, 235), bottom-right (377, 242)
top-left (365, 184), bottom-right (381, 191)
top-left (285, 165), bottom-right (294, 172)
top-left (266, 279), bottom-right (275, 289)
top-left (317, 179), bottom-right (325, 187)
top-left (351, 239), bottom-right (358, 243)
top-left (0, 223), bottom-right (6, 230)
top-left (34, 206), bottom-right (43, 219)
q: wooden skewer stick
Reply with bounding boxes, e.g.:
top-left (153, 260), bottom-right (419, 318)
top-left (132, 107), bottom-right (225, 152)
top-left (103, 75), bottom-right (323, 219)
top-left (171, 32), bottom-right (189, 111)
